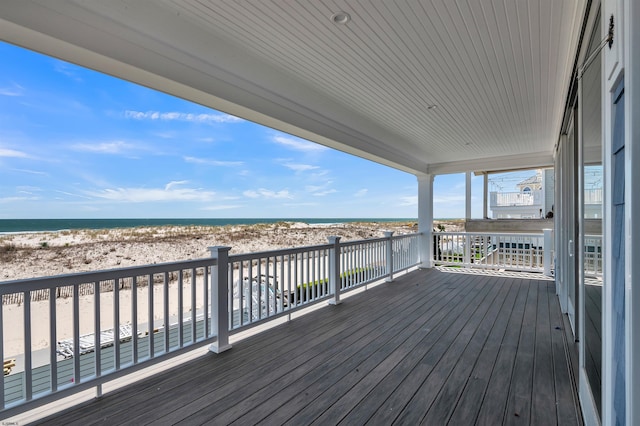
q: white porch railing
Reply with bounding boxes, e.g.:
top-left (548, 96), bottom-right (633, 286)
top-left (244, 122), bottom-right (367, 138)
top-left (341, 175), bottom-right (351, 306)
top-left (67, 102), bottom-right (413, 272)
top-left (489, 191), bottom-right (542, 207)
top-left (584, 235), bottom-right (603, 276)
top-left (432, 230), bottom-right (555, 274)
top-left (584, 189), bottom-right (603, 205)
top-left (0, 232), bottom-right (419, 416)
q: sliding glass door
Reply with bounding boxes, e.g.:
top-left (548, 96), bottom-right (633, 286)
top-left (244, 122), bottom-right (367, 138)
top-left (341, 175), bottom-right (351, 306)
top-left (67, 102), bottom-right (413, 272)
top-left (579, 12), bottom-right (603, 419)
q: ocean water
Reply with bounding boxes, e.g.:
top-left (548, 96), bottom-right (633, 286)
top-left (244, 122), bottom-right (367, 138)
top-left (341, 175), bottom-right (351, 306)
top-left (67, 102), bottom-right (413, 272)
top-left (0, 218), bottom-right (416, 233)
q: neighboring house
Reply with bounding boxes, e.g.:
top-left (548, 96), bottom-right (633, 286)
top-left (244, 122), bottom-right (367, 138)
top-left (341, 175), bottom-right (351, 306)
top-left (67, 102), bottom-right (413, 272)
top-left (489, 169), bottom-right (555, 219)
top-left (490, 168), bottom-right (602, 219)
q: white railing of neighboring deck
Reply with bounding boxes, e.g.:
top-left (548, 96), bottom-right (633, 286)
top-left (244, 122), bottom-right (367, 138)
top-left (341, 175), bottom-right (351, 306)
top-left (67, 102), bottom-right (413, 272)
top-left (0, 231), bottom-right (419, 417)
top-left (489, 191), bottom-right (543, 207)
top-left (432, 230), bottom-right (555, 275)
top-left (584, 235), bottom-right (603, 277)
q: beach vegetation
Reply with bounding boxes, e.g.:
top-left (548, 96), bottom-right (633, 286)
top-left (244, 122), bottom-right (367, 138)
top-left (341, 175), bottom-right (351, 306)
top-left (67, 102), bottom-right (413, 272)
top-left (40, 241), bottom-right (49, 249)
top-left (292, 267), bottom-right (377, 302)
top-left (1, 242), bottom-right (16, 253)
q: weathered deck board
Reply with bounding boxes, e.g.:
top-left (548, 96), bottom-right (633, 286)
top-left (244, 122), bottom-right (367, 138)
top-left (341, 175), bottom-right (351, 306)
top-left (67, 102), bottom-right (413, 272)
top-left (32, 268), bottom-right (582, 426)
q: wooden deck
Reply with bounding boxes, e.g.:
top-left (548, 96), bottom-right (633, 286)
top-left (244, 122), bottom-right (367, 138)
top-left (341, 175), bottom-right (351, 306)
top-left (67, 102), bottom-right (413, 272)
top-left (34, 268), bottom-right (582, 425)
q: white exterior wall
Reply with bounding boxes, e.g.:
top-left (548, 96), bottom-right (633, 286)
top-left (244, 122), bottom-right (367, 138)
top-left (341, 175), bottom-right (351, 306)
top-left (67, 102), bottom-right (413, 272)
top-left (544, 169), bottom-right (555, 214)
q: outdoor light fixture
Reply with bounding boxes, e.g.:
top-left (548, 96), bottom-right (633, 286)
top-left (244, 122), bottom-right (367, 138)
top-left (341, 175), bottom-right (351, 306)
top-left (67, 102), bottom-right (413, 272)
top-left (331, 12), bottom-right (351, 25)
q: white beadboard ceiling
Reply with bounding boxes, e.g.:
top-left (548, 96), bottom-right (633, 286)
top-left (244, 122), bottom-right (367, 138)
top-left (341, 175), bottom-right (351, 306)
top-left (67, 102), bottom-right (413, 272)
top-left (0, 0), bottom-right (586, 175)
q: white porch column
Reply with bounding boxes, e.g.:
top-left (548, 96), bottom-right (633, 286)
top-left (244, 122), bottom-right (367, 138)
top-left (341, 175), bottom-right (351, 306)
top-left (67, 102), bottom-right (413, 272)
top-left (465, 171), bottom-right (472, 220)
top-left (483, 173), bottom-right (489, 219)
top-left (417, 174), bottom-right (434, 268)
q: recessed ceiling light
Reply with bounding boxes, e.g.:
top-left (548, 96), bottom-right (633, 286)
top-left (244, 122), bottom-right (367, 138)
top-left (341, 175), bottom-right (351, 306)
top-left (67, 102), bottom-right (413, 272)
top-left (331, 12), bottom-right (351, 25)
top-left (427, 105), bottom-right (438, 110)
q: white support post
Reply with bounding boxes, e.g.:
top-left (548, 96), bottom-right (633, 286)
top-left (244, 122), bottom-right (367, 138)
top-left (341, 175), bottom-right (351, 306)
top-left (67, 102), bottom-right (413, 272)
top-left (328, 236), bottom-right (342, 305)
top-left (384, 231), bottom-right (395, 282)
top-left (543, 229), bottom-right (553, 276)
top-left (417, 174), bottom-right (434, 268)
top-left (483, 173), bottom-right (489, 219)
top-left (464, 235), bottom-right (471, 268)
top-left (208, 246), bottom-right (232, 353)
top-left (465, 171), bottom-right (472, 220)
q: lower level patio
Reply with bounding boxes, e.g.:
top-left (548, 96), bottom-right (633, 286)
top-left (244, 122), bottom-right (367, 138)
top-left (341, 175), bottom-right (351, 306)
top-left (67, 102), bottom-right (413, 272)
top-left (33, 267), bottom-right (582, 425)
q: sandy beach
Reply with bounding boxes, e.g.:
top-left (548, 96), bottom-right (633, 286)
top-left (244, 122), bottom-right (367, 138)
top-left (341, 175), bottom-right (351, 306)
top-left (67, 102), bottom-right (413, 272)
top-left (0, 221), bottom-right (462, 356)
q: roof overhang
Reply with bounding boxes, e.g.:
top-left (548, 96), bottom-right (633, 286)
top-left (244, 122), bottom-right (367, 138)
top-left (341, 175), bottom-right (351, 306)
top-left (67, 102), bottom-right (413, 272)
top-left (0, 0), bottom-right (587, 175)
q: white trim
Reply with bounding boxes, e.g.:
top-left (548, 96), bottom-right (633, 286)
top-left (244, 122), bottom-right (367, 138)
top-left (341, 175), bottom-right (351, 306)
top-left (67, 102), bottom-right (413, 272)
top-left (554, 139), bottom-right (567, 310)
top-left (601, 50), bottom-right (615, 426)
top-left (577, 67), bottom-right (587, 395)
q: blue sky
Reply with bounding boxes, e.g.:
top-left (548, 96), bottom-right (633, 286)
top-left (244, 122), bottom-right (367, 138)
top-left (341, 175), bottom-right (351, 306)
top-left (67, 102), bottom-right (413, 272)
top-left (0, 41), bottom-right (488, 219)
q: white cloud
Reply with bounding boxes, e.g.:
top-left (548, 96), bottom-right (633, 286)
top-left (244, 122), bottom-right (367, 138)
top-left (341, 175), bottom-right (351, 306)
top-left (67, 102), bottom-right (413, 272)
top-left (55, 190), bottom-right (92, 199)
top-left (243, 189), bottom-right (293, 199)
top-left (0, 196), bottom-right (39, 203)
top-left (71, 140), bottom-right (137, 154)
top-left (184, 156), bottom-right (244, 167)
top-left (305, 185), bottom-right (323, 192)
top-left (272, 135), bottom-right (327, 152)
top-left (10, 168), bottom-right (47, 175)
top-left (312, 189), bottom-right (337, 197)
top-left (305, 181), bottom-right (334, 196)
top-left (283, 202), bottom-right (319, 207)
top-left (17, 185), bottom-right (42, 193)
top-left (433, 194), bottom-right (465, 204)
top-left (0, 148), bottom-right (29, 158)
top-left (125, 110), bottom-right (242, 124)
top-left (86, 184), bottom-right (216, 202)
top-left (310, 170), bottom-right (330, 179)
top-left (200, 204), bottom-right (243, 211)
top-left (399, 195), bottom-right (418, 206)
top-left (53, 60), bottom-right (82, 81)
top-left (354, 189), bottom-right (368, 197)
top-left (164, 180), bottom-right (189, 191)
top-left (0, 83), bottom-right (24, 97)
top-left (153, 132), bottom-right (175, 139)
top-left (283, 163), bottom-right (319, 172)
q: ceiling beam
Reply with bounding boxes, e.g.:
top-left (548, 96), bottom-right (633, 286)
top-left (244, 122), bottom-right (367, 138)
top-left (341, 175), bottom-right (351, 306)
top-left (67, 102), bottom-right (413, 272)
top-left (426, 152), bottom-right (555, 175)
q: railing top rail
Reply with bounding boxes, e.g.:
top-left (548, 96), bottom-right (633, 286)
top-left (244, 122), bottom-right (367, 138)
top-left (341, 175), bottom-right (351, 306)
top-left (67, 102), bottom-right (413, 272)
top-left (432, 231), bottom-right (546, 238)
top-left (390, 232), bottom-right (421, 241)
top-left (0, 257), bottom-right (217, 293)
top-left (341, 237), bottom-right (387, 247)
top-left (229, 242), bottom-right (333, 262)
top-left (490, 190), bottom-right (541, 193)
